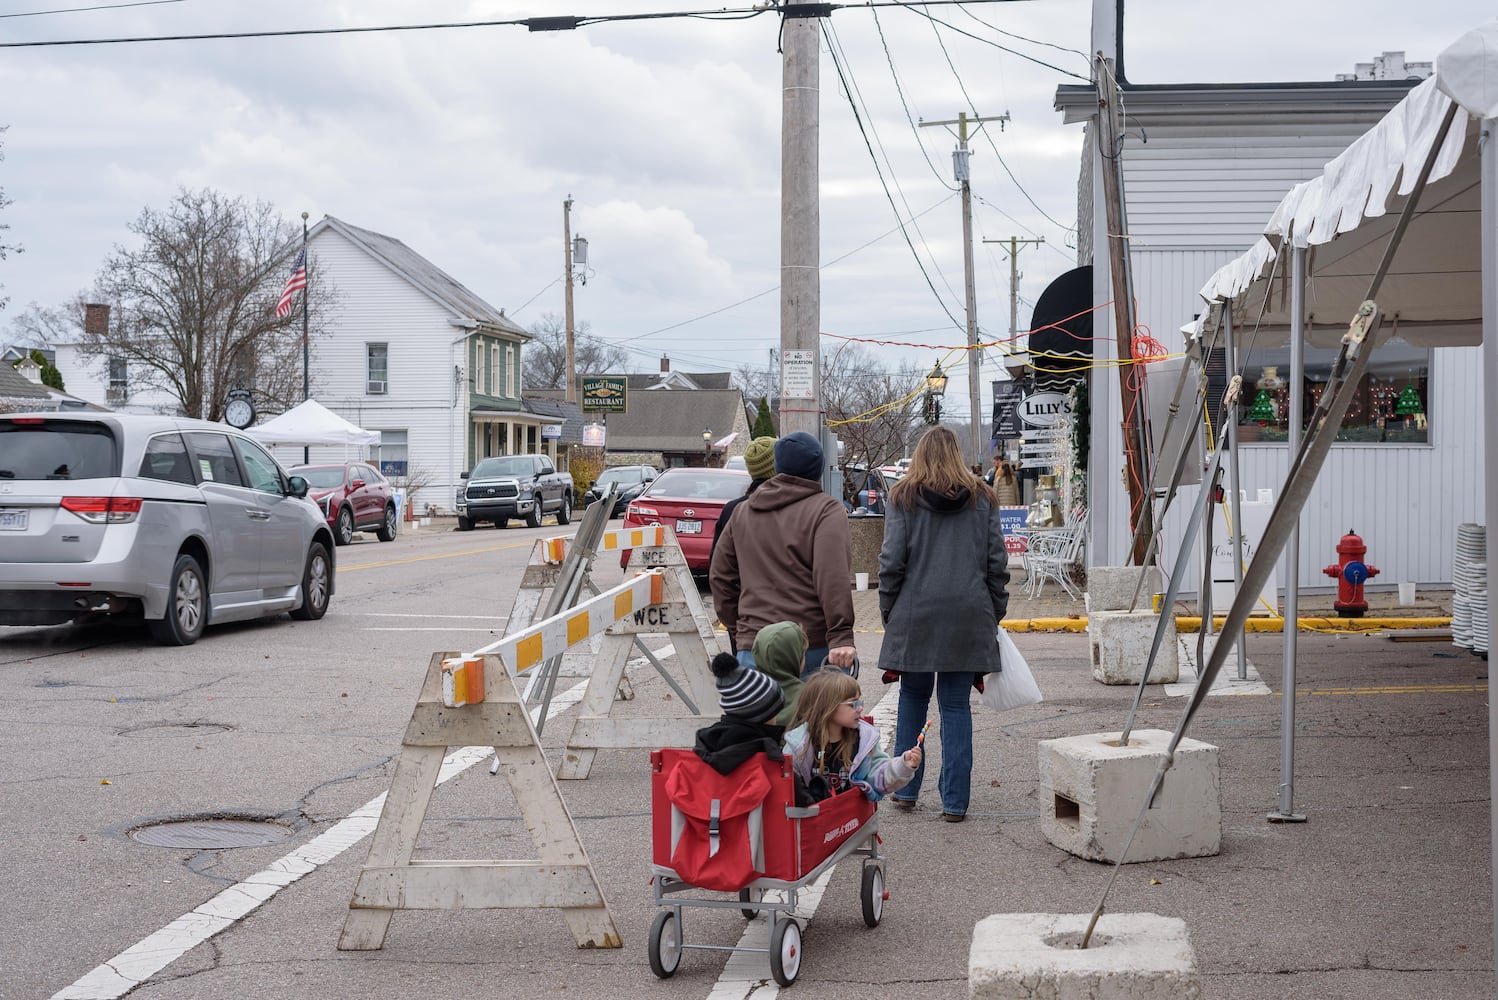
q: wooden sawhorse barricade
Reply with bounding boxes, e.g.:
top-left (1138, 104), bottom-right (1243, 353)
top-left (337, 570), bottom-right (669, 952)
top-left (555, 526), bottom-right (719, 779)
top-left (503, 522), bottom-right (722, 780)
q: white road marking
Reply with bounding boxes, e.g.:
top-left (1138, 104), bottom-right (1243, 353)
top-left (360, 613), bottom-right (508, 621)
top-left (704, 684), bottom-right (900, 999)
top-left (52, 677), bottom-right (593, 999)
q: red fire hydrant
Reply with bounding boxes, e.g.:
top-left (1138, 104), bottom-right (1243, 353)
top-left (1323, 530), bottom-right (1379, 618)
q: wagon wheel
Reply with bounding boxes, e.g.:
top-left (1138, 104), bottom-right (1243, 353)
top-left (860, 864), bottom-right (885, 927)
top-left (647, 909), bottom-right (682, 978)
top-left (769, 916), bottom-right (802, 987)
top-left (738, 886), bottom-right (760, 920)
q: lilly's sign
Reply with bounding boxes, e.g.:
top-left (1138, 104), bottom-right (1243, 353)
top-left (1019, 391), bottom-right (1073, 428)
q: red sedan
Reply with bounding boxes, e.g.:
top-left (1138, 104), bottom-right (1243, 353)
top-left (620, 468), bottom-right (751, 573)
top-left (289, 462), bottom-right (398, 546)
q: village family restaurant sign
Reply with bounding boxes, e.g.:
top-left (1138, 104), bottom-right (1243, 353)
top-left (1019, 391), bottom-right (1074, 427)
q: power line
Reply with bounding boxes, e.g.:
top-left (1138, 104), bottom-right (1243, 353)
top-left (824, 19), bottom-right (964, 308)
top-left (822, 19), bottom-right (965, 332)
top-left (0, 0), bottom-right (184, 19)
top-left (0, 1), bottom-right (1033, 49)
top-left (604, 193), bottom-right (956, 346)
top-left (869, 6), bottom-right (956, 192)
top-left (954, 2), bottom-right (1091, 67)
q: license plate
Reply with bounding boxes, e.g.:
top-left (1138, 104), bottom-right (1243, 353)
top-left (0, 508), bottom-right (28, 531)
top-left (675, 519), bottom-right (702, 534)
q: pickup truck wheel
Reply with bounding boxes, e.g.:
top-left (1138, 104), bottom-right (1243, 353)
top-left (456, 515), bottom-right (474, 531)
top-left (525, 504), bottom-right (542, 529)
top-left (556, 493), bottom-right (572, 525)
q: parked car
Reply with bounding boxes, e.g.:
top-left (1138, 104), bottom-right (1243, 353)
top-left (723, 455), bottom-right (747, 472)
top-left (290, 462), bottom-right (397, 546)
top-left (839, 464), bottom-right (891, 514)
top-left (619, 467), bottom-right (751, 573)
top-left (583, 465), bottom-right (658, 518)
top-left (456, 454), bottom-right (574, 530)
top-left (0, 412), bottom-right (335, 645)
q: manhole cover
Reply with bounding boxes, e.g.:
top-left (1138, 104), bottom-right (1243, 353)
top-left (130, 818), bottom-right (293, 849)
top-left (118, 722), bottom-right (232, 739)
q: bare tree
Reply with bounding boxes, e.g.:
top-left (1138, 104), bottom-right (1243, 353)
top-left (6, 298), bottom-right (80, 349)
top-left (521, 312), bottom-right (630, 390)
top-left (0, 128), bottom-right (20, 312)
top-left (821, 345), bottom-right (921, 468)
top-left (83, 188), bottom-right (329, 420)
top-left (732, 361), bottom-right (778, 408)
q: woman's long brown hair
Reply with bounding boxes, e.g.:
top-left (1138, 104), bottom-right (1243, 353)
top-left (889, 425), bottom-right (997, 511)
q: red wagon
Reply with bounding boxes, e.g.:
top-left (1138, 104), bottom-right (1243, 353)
top-left (648, 748), bottom-right (886, 986)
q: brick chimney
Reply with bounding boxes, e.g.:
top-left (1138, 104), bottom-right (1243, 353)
top-left (84, 303), bottom-right (110, 336)
top-left (660, 355), bottom-right (670, 373)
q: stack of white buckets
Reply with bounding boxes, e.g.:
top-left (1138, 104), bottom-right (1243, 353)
top-left (1452, 523), bottom-right (1488, 656)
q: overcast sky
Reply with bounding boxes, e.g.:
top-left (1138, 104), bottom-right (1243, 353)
top-left (0, 0), bottom-right (1493, 419)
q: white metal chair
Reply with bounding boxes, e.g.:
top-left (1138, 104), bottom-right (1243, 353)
top-left (1023, 509), bottom-right (1088, 600)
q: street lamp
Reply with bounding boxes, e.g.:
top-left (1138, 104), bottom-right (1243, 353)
top-left (923, 359), bottom-right (948, 425)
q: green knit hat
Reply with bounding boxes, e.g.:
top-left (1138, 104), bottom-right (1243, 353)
top-left (744, 436), bottom-right (777, 480)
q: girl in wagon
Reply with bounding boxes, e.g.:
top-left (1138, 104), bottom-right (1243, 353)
top-left (784, 668), bottom-right (921, 803)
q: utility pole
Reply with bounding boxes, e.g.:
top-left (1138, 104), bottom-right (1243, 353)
top-left (563, 196), bottom-right (577, 404)
top-left (921, 110), bottom-right (1008, 466)
top-left (1095, 55), bottom-right (1153, 565)
top-left (985, 236), bottom-right (1045, 349)
top-left (778, 6), bottom-right (826, 442)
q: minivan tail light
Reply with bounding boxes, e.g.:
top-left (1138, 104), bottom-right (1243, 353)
top-left (61, 496), bottom-right (143, 524)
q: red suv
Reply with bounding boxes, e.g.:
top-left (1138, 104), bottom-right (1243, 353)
top-left (290, 462), bottom-right (398, 546)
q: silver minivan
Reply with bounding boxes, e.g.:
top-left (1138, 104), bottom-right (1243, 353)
top-left (0, 412), bottom-right (336, 645)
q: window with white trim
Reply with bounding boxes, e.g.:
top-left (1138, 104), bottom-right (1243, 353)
top-left (506, 344), bottom-right (517, 398)
top-left (366, 343), bottom-right (389, 395)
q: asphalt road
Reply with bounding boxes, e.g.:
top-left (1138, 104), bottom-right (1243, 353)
top-left (1, 520), bottom-right (1493, 999)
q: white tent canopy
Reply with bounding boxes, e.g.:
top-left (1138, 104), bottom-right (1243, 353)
top-left (246, 399), bottom-right (381, 447)
top-left (1187, 23), bottom-right (1498, 350)
top-left (1168, 21), bottom-right (1498, 992)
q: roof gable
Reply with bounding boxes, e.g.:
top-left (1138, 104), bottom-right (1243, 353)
top-left (308, 216), bottom-right (529, 339)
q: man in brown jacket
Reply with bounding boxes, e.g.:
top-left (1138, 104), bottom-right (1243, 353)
top-left (710, 431), bottom-right (857, 678)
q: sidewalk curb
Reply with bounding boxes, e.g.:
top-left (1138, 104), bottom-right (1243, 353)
top-left (1002, 616), bottom-right (1454, 634)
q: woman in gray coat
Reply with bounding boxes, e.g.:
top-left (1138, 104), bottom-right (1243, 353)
top-left (878, 425), bottom-right (1009, 821)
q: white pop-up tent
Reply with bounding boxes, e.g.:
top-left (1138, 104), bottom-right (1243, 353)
top-left (1180, 22), bottom-right (1498, 991)
top-left (246, 399), bottom-right (381, 447)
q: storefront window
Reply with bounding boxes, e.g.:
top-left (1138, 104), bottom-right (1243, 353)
top-left (1232, 337), bottom-right (1429, 444)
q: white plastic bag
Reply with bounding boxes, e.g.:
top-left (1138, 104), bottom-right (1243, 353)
top-left (980, 627), bottom-right (1043, 712)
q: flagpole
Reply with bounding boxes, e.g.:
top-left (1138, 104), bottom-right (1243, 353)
top-left (300, 211), bottom-right (310, 464)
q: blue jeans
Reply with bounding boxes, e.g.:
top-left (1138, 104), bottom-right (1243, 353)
top-left (893, 671), bottom-right (975, 815)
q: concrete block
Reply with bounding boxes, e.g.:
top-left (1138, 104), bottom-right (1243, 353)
top-left (846, 515), bottom-right (884, 580)
top-left (1038, 729), bottom-right (1220, 863)
top-left (1089, 610), bottom-right (1178, 684)
top-left (970, 912), bottom-right (1201, 1000)
top-left (1086, 565), bottom-right (1164, 612)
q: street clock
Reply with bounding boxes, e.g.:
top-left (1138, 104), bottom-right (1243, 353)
top-left (224, 387), bottom-right (257, 429)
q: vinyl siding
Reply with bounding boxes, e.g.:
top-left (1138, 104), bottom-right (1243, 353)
top-left (1086, 102), bottom-right (1481, 587)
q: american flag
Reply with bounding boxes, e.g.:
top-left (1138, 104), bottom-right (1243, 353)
top-left (274, 248), bottom-right (307, 318)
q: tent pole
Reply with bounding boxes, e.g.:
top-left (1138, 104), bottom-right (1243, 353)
top-left (1223, 307), bottom-right (1247, 678)
top-left (1271, 245), bottom-right (1308, 823)
top-left (1479, 118), bottom-right (1498, 1000)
